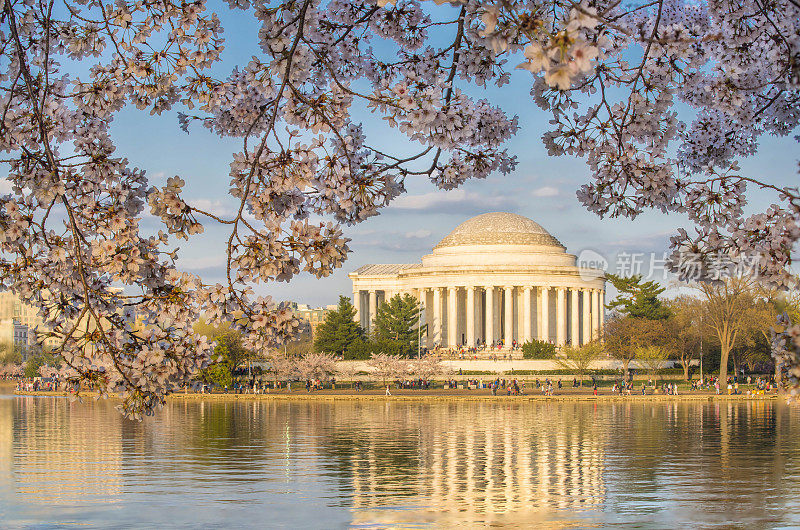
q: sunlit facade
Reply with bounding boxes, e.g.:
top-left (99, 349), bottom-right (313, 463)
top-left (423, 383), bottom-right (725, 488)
top-left (350, 212), bottom-right (605, 349)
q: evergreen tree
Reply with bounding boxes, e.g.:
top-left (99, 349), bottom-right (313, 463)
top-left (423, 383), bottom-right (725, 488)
top-left (373, 294), bottom-right (423, 357)
top-left (313, 296), bottom-right (365, 355)
top-left (197, 332), bottom-right (255, 388)
top-left (606, 273), bottom-right (671, 320)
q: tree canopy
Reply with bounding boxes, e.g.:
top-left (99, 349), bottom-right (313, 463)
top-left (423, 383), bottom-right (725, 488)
top-left (196, 332), bottom-right (257, 388)
top-left (555, 342), bottom-right (603, 386)
top-left (606, 274), bottom-right (671, 320)
top-left (313, 296), bottom-right (365, 356)
top-left (603, 314), bottom-right (663, 378)
top-left (661, 296), bottom-right (703, 380)
top-left (372, 294), bottom-right (423, 356)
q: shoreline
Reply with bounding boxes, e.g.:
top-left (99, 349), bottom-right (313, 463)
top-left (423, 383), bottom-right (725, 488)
top-left (12, 389), bottom-right (780, 403)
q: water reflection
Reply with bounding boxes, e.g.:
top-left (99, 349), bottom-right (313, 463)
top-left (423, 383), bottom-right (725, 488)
top-left (325, 403), bottom-right (605, 526)
top-left (12, 395), bottom-right (123, 502)
top-left (1, 394), bottom-right (798, 527)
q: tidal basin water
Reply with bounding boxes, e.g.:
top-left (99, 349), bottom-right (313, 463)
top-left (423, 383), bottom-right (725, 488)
top-left (1, 393), bottom-right (799, 528)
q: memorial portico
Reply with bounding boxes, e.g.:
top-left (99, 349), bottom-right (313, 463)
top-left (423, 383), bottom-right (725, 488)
top-left (349, 212), bottom-right (605, 351)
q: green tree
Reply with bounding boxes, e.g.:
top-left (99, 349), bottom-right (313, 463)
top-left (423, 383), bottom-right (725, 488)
top-left (199, 360), bottom-right (233, 389)
top-left (606, 274), bottom-right (671, 320)
top-left (0, 343), bottom-right (23, 365)
top-left (372, 294), bottom-right (422, 357)
top-left (521, 339), bottom-right (557, 359)
top-left (23, 350), bottom-right (59, 379)
top-left (197, 333), bottom-right (255, 389)
top-left (345, 338), bottom-right (406, 360)
top-left (313, 296), bottom-right (365, 356)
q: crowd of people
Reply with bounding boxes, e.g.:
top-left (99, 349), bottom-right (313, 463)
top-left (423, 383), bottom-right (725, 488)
top-left (394, 378), bottom-right (433, 390)
top-left (15, 378), bottom-right (61, 392)
top-left (689, 375), bottom-right (778, 395)
top-left (8, 372), bottom-right (782, 398)
top-left (425, 338), bottom-right (526, 360)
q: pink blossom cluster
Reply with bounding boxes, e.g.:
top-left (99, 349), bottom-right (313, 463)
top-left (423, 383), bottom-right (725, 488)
top-left (0, 363), bottom-right (24, 378)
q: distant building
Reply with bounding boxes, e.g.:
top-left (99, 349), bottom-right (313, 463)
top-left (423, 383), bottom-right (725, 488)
top-left (0, 289), bottom-right (134, 351)
top-left (0, 292), bottom-right (58, 348)
top-left (0, 319), bottom-right (30, 359)
top-left (292, 304), bottom-right (336, 337)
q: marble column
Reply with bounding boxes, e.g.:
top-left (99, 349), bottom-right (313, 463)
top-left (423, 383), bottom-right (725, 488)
top-left (596, 290), bottom-right (604, 338)
top-left (599, 290), bottom-right (605, 337)
top-left (570, 289), bottom-right (579, 346)
top-left (353, 290), bottom-right (361, 325)
top-left (485, 286), bottom-right (495, 345)
top-left (476, 289), bottom-right (484, 343)
top-left (556, 287), bottom-right (566, 347)
top-left (504, 286), bottom-right (514, 347)
top-left (416, 288), bottom-right (426, 346)
top-left (432, 288), bottom-right (442, 347)
top-left (523, 287), bottom-right (532, 343)
top-left (466, 286), bottom-right (476, 348)
top-left (494, 288), bottom-right (502, 340)
top-left (368, 290), bottom-right (377, 332)
top-left (448, 286), bottom-right (458, 347)
top-left (591, 289), bottom-right (599, 340)
top-left (583, 289), bottom-right (592, 344)
top-left (539, 287), bottom-right (549, 343)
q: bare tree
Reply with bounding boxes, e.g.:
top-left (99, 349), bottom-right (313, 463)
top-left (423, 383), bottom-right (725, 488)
top-left (556, 342), bottom-right (603, 386)
top-left (604, 314), bottom-right (663, 379)
top-left (696, 277), bottom-right (755, 384)
top-left (663, 296), bottom-right (703, 380)
top-left (635, 345), bottom-right (670, 383)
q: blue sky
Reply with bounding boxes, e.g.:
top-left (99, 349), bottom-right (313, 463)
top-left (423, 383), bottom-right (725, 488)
top-left (4, 2), bottom-right (798, 307)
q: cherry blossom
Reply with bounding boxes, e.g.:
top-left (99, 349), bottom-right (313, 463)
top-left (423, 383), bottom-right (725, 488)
top-left (1, 0), bottom-right (798, 415)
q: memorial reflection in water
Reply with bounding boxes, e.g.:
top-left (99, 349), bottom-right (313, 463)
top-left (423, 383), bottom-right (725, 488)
top-left (342, 403), bottom-right (605, 525)
top-left (1, 395), bottom-right (798, 527)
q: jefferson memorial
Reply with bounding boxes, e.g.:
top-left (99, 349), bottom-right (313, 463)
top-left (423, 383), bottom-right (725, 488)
top-left (349, 212), bottom-right (605, 350)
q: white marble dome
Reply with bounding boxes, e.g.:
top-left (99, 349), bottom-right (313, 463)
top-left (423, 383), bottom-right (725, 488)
top-left (423, 212), bottom-right (572, 268)
top-left (434, 212), bottom-right (564, 250)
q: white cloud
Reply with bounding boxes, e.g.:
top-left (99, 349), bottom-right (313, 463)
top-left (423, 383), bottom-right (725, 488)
top-left (606, 231), bottom-right (674, 254)
top-left (149, 171), bottom-right (167, 183)
top-left (404, 229), bottom-right (432, 239)
top-left (187, 198), bottom-right (236, 218)
top-left (178, 254), bottom-right (226, 271)
top-left (531, 186), bottom-right (559, 197)
top-left (390, 189), bottom-right (517, 213)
